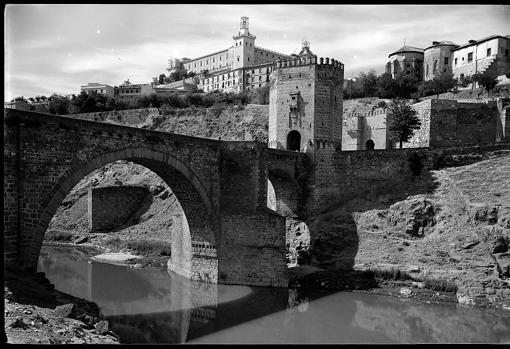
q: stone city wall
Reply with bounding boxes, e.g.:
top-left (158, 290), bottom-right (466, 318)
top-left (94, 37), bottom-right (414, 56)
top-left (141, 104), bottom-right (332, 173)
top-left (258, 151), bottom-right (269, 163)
top-left (404, 99), bottom-right (500, 148)
top-left (342, 108), bottom-right (388, 150)
top-left (88, 185), bottom-right (150, 231)
top-left (308, 141), bottom-right (510, 215)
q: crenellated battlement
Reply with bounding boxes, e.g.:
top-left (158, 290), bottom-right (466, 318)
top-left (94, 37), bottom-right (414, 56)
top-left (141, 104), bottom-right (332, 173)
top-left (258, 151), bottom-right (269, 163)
top-left (275, 55), bottom-right (344, 70)
top-left (344, 108), bottom-right (387, 118)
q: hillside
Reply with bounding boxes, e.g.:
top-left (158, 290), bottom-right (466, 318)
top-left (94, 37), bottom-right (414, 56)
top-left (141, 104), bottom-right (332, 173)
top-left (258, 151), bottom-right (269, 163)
top-left (305, 151), bottom-right (510, 307)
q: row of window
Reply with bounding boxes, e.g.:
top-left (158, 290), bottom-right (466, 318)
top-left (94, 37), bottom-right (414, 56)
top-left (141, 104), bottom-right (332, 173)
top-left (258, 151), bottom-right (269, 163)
top-left (235, 41), bottom-right (253, 47)
top-left (118, 89), bottom-right (141, 94)
top-left (453, 47), bottom-right (509, 66)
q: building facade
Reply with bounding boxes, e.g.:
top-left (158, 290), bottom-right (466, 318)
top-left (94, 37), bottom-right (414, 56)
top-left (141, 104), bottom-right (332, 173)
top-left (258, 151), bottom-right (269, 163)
top-left (177, 17), bottom-right (292, 93)
top-left (80, 83), bottom-right (115, 98)
top-left (452, 35), bottom-right (510, 80)
top-left (269, 52), bottom-right (344, 152)
top-left (385, 45), bottom-right (424, 81)
top-left (423, 41), bottom-right (459, 81)
top-left (114, 79), bottom-right (154, 101)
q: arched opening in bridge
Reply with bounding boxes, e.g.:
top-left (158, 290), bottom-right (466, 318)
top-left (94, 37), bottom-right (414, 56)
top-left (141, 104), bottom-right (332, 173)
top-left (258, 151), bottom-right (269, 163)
top-left (267, 172), bottom-right (310, 267)
top-left (286, 130), bottom-right (301, 151)
top-left (35, 151), bottom-right (219, 284)
top-left (365, 139), bottom-right (375, 150)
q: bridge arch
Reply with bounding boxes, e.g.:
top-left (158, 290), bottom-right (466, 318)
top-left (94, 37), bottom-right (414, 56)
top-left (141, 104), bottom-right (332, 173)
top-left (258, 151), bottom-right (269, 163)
top-left (29, 147), bottom-right (219, 283)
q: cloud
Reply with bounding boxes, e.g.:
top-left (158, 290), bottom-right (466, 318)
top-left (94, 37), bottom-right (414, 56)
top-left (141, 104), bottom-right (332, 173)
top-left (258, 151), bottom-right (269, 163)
top-left (4, 4), bottom-right (510, 101)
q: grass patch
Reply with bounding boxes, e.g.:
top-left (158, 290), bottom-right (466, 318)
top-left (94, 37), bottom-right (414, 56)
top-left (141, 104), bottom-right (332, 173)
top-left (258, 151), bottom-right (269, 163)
top-left (368, 267), bottom-right (415, 282)
top-left (421, 277), bottom-right (458, 293)
top-left (104, 236), bottom-right (171, 256)
top-left (366, 266), bottom-right (458, 293)
top-left (44, 230), bottom-right (75, 242)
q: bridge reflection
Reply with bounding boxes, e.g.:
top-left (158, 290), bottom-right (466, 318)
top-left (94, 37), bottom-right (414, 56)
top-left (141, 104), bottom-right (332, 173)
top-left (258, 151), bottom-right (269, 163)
top-left (38, 246), bottom-right (290, 343)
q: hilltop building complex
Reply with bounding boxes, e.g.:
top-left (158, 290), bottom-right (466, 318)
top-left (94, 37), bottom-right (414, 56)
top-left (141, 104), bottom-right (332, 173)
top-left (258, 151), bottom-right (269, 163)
top-left (386, 35), bottom-right (510, 82)
top-left (171, 16), bottom-right (292, 93)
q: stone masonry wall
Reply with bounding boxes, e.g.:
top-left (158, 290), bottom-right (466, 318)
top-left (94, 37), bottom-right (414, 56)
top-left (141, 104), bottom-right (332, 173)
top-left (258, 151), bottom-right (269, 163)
top-left (219, 209), bottom-right (287, 287)
top-left (429, 99), bottom-right (498, 147)
top-left (88, 185), bottom-right (150, 231)
top-left (403, 99), bottom-right (432, 148)
top-left (314, 63), bottom-right (343, 146)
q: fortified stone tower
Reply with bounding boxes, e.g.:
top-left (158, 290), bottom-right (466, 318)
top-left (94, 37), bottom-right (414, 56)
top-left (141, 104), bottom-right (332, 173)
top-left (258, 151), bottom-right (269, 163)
top-left (231, 16), bottom-right (256, 70)
top-left (423, 40), bottom-right (459, 81)
top-left (268, 42), bottom-right (344, 151)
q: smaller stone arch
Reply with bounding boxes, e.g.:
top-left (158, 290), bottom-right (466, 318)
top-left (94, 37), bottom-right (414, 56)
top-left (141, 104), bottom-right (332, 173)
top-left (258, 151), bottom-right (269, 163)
top-left (287, 130), bottom-right (301, 151)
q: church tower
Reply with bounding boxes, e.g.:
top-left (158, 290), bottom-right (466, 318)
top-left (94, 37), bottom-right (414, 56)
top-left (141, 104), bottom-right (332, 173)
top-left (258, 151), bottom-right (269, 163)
top-left (268, 42), bottom-right (344, 151)
top-left (231, 16), bottom-right (256, 70)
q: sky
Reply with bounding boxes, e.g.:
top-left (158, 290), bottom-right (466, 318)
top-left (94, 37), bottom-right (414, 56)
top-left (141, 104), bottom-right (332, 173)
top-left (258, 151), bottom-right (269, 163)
top-left (4, 4), bottom-right (510, 101)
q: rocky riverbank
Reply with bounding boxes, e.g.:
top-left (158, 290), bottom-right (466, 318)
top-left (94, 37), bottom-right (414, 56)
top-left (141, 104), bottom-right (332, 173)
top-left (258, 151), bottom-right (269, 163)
top-left (4, 268), bottom-right (119, 344)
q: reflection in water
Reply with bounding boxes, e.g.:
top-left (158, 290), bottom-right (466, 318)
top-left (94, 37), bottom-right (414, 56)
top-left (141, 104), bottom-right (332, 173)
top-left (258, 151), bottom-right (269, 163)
top-left (38, 246), bottom-right (510, 344)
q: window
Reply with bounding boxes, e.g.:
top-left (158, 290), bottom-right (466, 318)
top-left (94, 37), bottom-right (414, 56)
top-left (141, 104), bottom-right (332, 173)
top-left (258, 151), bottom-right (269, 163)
top-left (248, 57), bottom-right (250, 61)
top-left (468, 52), bottom-right (473, 62)
top-left (406, 71), bottom-right (410, 75)
top-left (426, 64), bottom-right (429, 76)
top-left (487, 48), bottom-right (491, 56)
top-left (455, 58), bottom-right (458, 65)
top-left (444, 57), bottom-right (449, 65)
top-left (506, 49), bottom-right (509, 56)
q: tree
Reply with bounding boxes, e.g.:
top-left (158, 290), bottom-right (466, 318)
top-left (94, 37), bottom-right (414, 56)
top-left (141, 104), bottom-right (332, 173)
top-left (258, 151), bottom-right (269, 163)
top-left (359, 70), bottom-right (378, 97)
top-left (426, 73), bottom-right (458, 98)
top-left (394, 73), bottom-right (419, 99)
top-left (387, 99), bottom-right (421, 148)
top-left (48, 94), bottom-right (70, 115)
top-left (458, 75), bottom-right (472, 88)
top-left (376, 72), bottom-right (399, 99)
top-left (472, 72), bottom-right (498, 97)
top-left (158, 74), bottom-right (166, 85)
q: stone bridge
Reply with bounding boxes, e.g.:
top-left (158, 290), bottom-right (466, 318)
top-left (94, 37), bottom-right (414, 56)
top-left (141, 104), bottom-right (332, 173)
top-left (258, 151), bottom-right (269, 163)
top-left (4, 109), bottom-right (312, 287)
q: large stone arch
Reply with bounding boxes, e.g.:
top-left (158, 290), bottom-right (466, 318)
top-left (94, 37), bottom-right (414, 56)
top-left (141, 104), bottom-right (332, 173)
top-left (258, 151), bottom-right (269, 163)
top-left (25, 147), bottom-right (220, 283)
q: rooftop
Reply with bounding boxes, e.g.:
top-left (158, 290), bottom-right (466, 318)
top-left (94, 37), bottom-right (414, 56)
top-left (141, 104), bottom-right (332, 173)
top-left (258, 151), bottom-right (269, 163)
top-left (388, 45), bottom-right (424, 57)
top-left (453, 34), bottom-right (510, 51)
top-left (424, 40), bottom-right (459, 50)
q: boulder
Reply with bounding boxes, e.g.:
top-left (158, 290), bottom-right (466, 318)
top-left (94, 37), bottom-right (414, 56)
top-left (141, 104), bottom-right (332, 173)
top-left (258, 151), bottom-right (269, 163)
top-left (55, 304), bottom-right (75, 318)
top-left (74, 235), bottom-right (89, 244)
top-left (491, 235), bottom-right (508, 254)
top-left (94, 320), bottom-right (109, 335)
top-left (399, 287), bottom-right (413, 297)
top-left (461, 240), bottom-right (479, 250)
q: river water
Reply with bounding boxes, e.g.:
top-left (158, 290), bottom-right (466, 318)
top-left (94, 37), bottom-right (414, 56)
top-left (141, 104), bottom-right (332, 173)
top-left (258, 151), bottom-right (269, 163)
top-left (37, 245), bottom-right (510, 344)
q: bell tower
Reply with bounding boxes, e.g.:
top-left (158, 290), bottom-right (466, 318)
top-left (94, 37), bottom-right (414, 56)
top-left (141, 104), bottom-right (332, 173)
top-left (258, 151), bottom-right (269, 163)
top-left (232, 16), bottom-right (256, 70)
